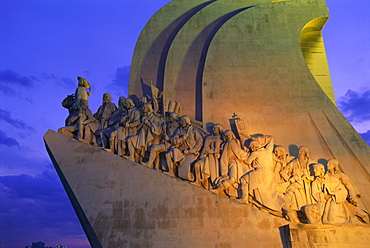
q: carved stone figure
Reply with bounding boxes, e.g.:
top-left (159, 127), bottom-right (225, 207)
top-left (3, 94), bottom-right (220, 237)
top-left (165, 115), bottom-right (203, 180)
top-left (273, 146), bottom-right (295, 193)
top-left (140, 112), bottom-right (179, 171)
top-left (280, 146), bottom-right (315, 211)
top-left (100, 96), bottom-right (127, 150)
top-left (58, 100), bottom-right (97, 144)
top-left (109, 98), bottom-right (141, 156)
top-left (94, 93), bottom-right (117, 131)
top-left (213, 130), bottom-right (249, 198)
top-left (240, 136), bottom-right (288, 213)
top-left (327, 159), bottom-right (369, 223)
top-left (192, 124), bottom-right (223, 189)
top-left (124, 103), bottom-right (163, 162)
top-left (303, 163), bottom-right (352, 225)
top-left (74, 76), bottom-right (92, 107)
top-left (273, 146), bottom-right (294, 180)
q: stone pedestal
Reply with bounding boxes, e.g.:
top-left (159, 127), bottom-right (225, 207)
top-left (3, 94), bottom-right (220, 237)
top-left (287, 224), bottom-right (370, 248)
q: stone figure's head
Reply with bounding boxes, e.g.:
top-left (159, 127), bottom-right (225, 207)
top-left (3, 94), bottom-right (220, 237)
top-left (142, 103), bottom-right (153, 114)
top-left (179, 115), bottom-right (191, 127)
top-left (124, 98), bottom-right (135, 109)
top-left (298, 146), bottom-right (309, 158)
top-left (313, 163), bottom-right (326, 177)
top-left (77, 76), bottom-right (90, 88)
top-left (249, 140), bottom-right (261, 151)
top-left (224, 130), bottom-right (236, 141)
top-left (118, 96), bottom-right (126, 109)
top-left (139, 96), bottom-right (147, 105)
top-left (213, 124), bottom-right (223, 135)
top-left (102, 93), bottom-right (112, 103)
top-left (327, 159), bottom-right (339, 174)
top-left (274, 145), bottom-right (286, 158)
top-left (167, 112), bottom-right (178, 122)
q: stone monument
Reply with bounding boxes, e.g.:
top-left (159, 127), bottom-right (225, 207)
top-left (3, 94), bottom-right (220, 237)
top-left (45, 0), bottom-right (370, 247)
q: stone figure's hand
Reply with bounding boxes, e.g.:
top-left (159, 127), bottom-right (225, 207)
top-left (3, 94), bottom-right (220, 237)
top-left (324, 194), bottom-right (331, 201)
top-left (349, 196), bottom-right (358, 206)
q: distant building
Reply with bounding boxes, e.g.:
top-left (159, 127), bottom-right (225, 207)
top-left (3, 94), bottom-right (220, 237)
top-left (24, 241), bottom-right (53, 248)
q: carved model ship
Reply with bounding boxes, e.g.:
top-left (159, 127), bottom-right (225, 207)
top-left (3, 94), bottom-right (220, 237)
top-left (45, 1), bottom-right (370, 247)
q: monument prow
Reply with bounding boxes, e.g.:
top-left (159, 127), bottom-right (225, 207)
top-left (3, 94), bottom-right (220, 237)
top-left (45, 130), bottom-right (291, 247)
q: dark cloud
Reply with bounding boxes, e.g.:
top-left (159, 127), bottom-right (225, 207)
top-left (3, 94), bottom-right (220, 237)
top-left (337, 89), bottom-right (370, 123)
top-left (0, 170), bottom-right (89, 247)
top-left (41, 74), bottom-right (76, 90)
top-left (0, 130), bottom-right (20, 148)
top-left (360, 130), bottom-right (370, 146)
top-left (0, 69), bottom-right (35, 88)
top-left (0, 84), bottom-right (17, 95)
top-left (0, 108), bottom-right (35, 132)
top-left (107, 66), bottom-right (130, 97)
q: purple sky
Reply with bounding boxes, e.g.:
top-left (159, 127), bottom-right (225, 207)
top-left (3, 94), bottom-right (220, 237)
top-left (0, 1), bottom-right (369, 247)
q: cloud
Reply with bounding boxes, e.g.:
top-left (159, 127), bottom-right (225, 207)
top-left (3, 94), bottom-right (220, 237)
top-left (337, 89), bottom-right (370, 123)
top-left (0, 130), bottom-right (20, 148)
top-left (0, 108), bottom-right (36, 132)
top-left (107, 66), bottom-right (130, 97)
top-left (360, 130), bottom-right (370, 146)
top-left (0, 171), bottom-right (89, 247)
top-left (0, 69), bottom-right (35, 89)
top-left (41, 74), bottom-right (75, 90)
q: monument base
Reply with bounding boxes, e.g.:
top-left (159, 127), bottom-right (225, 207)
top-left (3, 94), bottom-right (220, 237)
top-left (44, 130), bottom-right (369, 247)
top-left (287, 224), bottom-right (370, 248)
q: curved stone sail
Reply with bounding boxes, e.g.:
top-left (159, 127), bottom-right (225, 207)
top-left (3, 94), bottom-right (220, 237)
top-left (129, 0), bottom-right (370, 207)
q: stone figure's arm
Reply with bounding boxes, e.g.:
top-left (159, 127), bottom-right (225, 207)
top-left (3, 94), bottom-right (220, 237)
top-left (192, 130), bottom-right (204, 153)
top-left (70, 112), bottom-right (81, 123)
top-left (83, 109), bottom-right (96, 124)
top-left (331, 181), bottom-right (348, 203)
top-left (245, 151), bottom-right (257, 166)
top-left (150, 118), bottom-right (164, 136)
top-left (280, 162), bottom-right (293, 182)
top-left (126, 110), bottom-right (141, 127)
top-left (340, 173), bottom-right (359, 200)
top-left (311, 180), bottom-right (325, 203)
top-left (264, 135), bottom-right (274, 153)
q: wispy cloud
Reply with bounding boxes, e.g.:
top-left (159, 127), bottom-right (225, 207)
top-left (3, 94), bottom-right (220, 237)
top-left (0, 70), bottom-right (37, 98)
top-left (0, 130), bottom-right (20, 148)
top-left (41, 74), bottom-right (75, 90)
top-left (0, 69), bottom-right (35, 89)
top-left (107, 66), bottom-right (130, 97)
top-left (0, 108), bottom-right (35, 133)
top-left (337, 89), bottom-right (370, 123)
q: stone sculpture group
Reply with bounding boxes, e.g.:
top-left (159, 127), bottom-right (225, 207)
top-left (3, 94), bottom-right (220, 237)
top-left (59, 77), bottom-right (369, 226)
